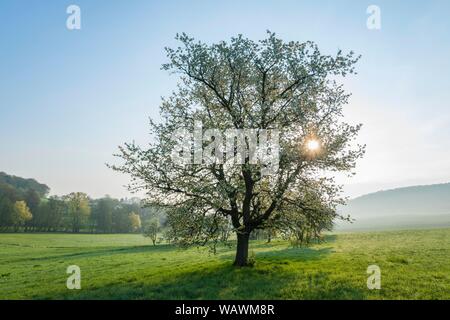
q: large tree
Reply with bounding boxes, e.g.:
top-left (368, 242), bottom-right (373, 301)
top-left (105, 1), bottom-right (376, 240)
top-left (112, 32), bottom-right (364, 266)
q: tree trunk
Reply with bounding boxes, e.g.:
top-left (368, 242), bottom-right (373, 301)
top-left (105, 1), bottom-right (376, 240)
top-left (233, 232), bottom-right (250, 266)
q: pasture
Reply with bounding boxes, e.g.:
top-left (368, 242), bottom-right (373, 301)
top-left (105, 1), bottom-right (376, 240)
top-left (0, 228), bottom-right (449, 299)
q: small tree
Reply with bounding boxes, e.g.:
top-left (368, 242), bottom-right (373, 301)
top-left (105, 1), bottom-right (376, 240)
top-left (129, 212), bottom-right (142, 232)
top-left (217, 216), bottom-right (233, 242)
top-left (65, 192), bottom-right (91, 233)
top-left (92, 197), bottom-right (117, 233)
top-left (12, 201), bottom-right (32, 231)
top-left (143, 220), bottom-right (160, 246)
top-left (46, 197), bottom-right (66, 232)
top-left (278, 191), bottom-right (336, 246)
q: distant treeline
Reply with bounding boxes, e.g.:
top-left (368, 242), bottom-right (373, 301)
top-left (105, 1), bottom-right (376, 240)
top-left (0, 172), bottom-right (150, 233)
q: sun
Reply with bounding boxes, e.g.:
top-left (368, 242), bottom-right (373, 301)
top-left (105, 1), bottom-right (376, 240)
top-left (306, 139), bottom-right (320, 152)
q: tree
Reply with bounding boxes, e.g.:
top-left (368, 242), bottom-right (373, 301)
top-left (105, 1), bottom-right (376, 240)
top-left (11, 201), bottom-right (32, 231)
top-left (0, 183), bottom-right (22, 230)
top-left (65, 192), bottom-right (91, 233)
top-left (129, 212), bottom-right (142, 232)
top-left (278, 190), bottom-right (336, 246)
top-left (25, 189), bottom-right (41, 214)
top-left (112, 32), bottom-right (364, 266)
top-left (0, 197), bottom-right (14, 231)
top-left (45, 196), bottom-right (67, 231)
top-left (111, 203), bottom-right (136, 233)
top-left (143, 220), bottom-right (160, 246)
top-left (92, 197), bottom-right (117, 233)
top-left (217, 216), bottom-right (233, 242)
top-left (24, 189), bottom-right (41, 231)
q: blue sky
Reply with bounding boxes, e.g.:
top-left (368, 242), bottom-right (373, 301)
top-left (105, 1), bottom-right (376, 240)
top-left (1, 0), bottom-right (450, 198)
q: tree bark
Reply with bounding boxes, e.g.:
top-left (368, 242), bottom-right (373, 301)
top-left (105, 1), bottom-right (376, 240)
top-left (233, 232), bottom-right (250, 266)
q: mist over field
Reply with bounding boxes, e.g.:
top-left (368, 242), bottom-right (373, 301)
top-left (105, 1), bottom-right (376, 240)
top-left (337, 183), bottom-right (450, 231)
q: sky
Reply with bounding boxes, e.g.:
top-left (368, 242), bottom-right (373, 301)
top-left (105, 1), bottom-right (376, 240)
top-left (1, 0), bottom-right (450, 199)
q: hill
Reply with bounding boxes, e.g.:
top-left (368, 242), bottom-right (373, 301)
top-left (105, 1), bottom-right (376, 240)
top-left (336, 183), bottom-right (450, 231)
top-left (0, 172), bottom-right (49, 197)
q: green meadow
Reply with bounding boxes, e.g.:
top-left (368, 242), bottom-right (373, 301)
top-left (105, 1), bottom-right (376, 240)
top-left (1, 228), bottom-right (449, 300)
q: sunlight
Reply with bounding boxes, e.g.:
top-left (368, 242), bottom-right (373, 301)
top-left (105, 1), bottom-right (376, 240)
top-left (306, 139), bottom-right (321, 152)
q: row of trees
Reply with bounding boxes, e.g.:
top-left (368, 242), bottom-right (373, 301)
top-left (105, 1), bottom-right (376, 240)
top-left (0, 175), bottom-right (144, 233)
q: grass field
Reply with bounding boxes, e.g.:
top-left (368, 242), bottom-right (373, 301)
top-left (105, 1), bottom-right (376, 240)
top-left (1, 228), bottom-right (449, 300)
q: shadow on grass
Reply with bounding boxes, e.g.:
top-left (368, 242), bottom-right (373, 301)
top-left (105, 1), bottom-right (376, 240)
top-left (9, 244), bottom-right (176, 264)
top-left (257, 246), bottom-right (334, 262)
top-left (218, 246), bottom-right (335, 265)
top-left (50, 262), bottom-right (367, 300)
top-left (13, 235), bottom-right (339, 264)
top-left (39, 242), bottom-right (367, 300)
top-left (218, 237), bottom-right (337, 264)
top-left (246, 234), bottom-right (338, 250)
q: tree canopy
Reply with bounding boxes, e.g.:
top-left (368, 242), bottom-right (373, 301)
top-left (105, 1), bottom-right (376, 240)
top-left (114, 32), bottom-right (365, 265)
